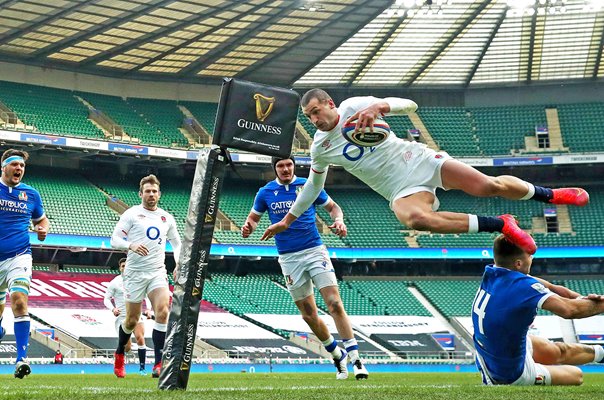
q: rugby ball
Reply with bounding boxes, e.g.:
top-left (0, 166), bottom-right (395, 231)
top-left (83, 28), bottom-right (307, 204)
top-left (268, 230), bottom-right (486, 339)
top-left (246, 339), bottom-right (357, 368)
top-left (341, 118), bottom-right (391, 147)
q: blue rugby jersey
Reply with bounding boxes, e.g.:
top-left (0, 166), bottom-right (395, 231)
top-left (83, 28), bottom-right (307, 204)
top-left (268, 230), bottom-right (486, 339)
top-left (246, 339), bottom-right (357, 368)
top-left (0, 180), bottom-right (45, 261)
top-left (472, 265), bottom-right (554, 384)
top-left (252, 176), bottom-right (329, 254)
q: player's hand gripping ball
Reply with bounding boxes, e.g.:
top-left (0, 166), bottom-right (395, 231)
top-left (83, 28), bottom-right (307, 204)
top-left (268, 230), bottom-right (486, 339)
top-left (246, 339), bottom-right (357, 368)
top-left (341, 118), bottom-right (391, 147)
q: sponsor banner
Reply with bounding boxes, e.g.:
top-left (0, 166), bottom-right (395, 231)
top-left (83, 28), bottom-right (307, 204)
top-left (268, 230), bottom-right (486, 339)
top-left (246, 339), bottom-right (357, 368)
top-left (204, 338), bottom-right (320, 358)
top-left (28, 307), bottom-right (156, 339)
top-left (213, 78), bottom-right (299, 158)
top-left (331, 333), bottom-right (387, 354)
top-left (197, 313), bottom-right (280, 339)
top-left (349, 316), bottom-right (448, 335)
top-left (294, 156), bottom-right (312, 166)
top-left (574, 316), bottom-right (604, 343)
top-left (29, 270), bottom-right (114, 307)
top-left (555, 154), bottom-right (604, 165)
top-left (578, 334), bottom-right (604, 344)
top-left (493, 156), bottom-right (553, 166)
top-left (247, 314), bottom-right (338, 334)
top-left (432, 333), bottom-right (455, 350)
top-left (160, 148), bottom-right (225, 389)
top-left (20, 133), bottom-right (66, 146)
top-left (231, 153), bottom-right (273, 164)
top-left (149, 147), bottom-right (187, 159)
top-left (457, 316), bottom-right (563, 340)
top-left (371, 333), bottom-right (444, 353)
top-left (0, 334), bottom-right (56, 358)
top-left (458, 157), bottom-right (493, 167)
top-left (65, 137), bottom-right (108, 151)
top-left (0, 130), bottom-right (20, 140)
top-left (108, 142), bottom-right (148, 155)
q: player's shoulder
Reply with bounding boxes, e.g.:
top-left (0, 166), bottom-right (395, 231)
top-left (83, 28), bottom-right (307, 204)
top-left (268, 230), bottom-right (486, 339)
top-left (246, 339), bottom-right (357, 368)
top-left (292, 177), bottom-right (307, 186)
top-left (17, 182), bottom-right (40, 196)
top-left (262, 180), bottom-right (280, 191)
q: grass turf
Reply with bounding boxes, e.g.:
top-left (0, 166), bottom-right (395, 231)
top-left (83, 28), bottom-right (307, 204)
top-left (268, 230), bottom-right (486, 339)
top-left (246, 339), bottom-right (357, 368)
top-left (2, 373), bottom-right (604, 400)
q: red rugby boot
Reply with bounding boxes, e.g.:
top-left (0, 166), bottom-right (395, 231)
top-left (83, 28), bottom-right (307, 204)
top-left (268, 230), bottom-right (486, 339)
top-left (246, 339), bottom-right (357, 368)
top-left (498, 214), bottom-right (537, 255)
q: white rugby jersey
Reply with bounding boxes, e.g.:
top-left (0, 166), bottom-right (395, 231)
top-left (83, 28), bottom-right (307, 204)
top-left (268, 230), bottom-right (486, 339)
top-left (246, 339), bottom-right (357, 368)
top-left (310, 96), bottom-right (424, 202)
top-left (113, 204), bottom-right (179, 272)
top-left (104, 274), bottom-right (127, 314)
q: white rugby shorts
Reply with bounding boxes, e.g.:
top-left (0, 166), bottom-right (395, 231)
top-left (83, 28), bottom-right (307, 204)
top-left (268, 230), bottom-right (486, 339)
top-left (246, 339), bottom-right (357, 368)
top-left (122, 267), bottom-right (168, 303)
top-left (389, 146), bottom-right (451, 211)
top-left (0, 253), bottom-right (33, 302)
top-left (278, 245), bottom-right (338, 302)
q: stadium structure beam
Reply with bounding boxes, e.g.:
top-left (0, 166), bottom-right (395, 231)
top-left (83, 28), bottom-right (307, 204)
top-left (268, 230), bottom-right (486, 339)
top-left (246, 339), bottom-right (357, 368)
top-left (126, 2), bottom-right (272, 75)
top-left (0, 0), bottom-right (99, 45)
top-left (31, 0), bottom-right (168, 58)
top-left (343, 14), bottom-right (407, 87)
top-left (464, 7), bottom-right (507, 87)
top-left (403, 0), bottom-right (492, 86)
top-left (525, 10), bottom-right (538, 82)
top-left (287, 1), bottom-right (391, 87)
top-left (79, 0), bottom-right (238, 69)
top-left (592, 16), bottom-right (604, 78)
top-left (175, 3), bottom-right (300, 77)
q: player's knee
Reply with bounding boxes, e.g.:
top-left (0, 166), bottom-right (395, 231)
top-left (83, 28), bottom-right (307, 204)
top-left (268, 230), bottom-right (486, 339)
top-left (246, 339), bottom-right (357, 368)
top-left (11, 296), bottom-right (28, 314)
top-left (301, 312), bottom-right (319, 327)
top-left (478, 177), bottom-right (503, 197)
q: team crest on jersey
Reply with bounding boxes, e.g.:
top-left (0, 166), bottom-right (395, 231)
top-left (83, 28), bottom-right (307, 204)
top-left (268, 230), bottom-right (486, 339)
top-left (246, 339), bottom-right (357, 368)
top-left (295, 186), bottom-right (303, 196)
top-left (435, 154), bottom-right (443, 159)
top-left (18, 191), bottom-right (27, 201)
top-left (321, 139), bottom-right (332, 150)
top-left (534, 375), bottom-right (546, 385)
top-left (161, 216), bottom-right (167, 223)
top-left (274, 190), bottom-right (278, 196)
top-left (404, 151), bottom-right (413, 162)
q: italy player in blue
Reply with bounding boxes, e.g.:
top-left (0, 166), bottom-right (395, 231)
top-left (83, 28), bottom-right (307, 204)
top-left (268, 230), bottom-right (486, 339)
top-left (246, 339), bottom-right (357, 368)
top-left (472, 234), bottom-right (604, 386)
top-left (241, 156), bottom-right (368, 380)
top-left (0, 149), bottom-right (49, 379)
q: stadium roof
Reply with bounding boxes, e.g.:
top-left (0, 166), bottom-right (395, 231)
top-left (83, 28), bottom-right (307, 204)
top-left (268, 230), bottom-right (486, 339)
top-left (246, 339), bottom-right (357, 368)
top-left (0, 0), bottom-right (602, 89)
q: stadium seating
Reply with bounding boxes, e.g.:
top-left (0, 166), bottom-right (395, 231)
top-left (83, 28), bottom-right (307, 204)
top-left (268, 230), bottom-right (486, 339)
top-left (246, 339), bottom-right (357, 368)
top-left (556, 103), bottom-right (604, 153)
top-left (26, 168), bottom-right (119, 236)
top-left (469, 105), bottom-right (547, 156)
top-left (0, 80), bottom-right (103, 139)
top-left (418, 107), bottom-right (481, 156)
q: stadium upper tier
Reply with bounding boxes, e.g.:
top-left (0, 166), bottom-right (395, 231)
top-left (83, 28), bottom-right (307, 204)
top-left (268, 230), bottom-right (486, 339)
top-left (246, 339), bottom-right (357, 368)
top-left (1, 81), bottom-right (603, 155)
top-left (24, 166), bottom-right (604, 248)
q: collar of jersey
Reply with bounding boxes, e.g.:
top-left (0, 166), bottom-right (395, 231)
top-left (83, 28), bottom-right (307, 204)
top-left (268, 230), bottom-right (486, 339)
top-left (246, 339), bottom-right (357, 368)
top-left (275, 175), bottom-right (297, 186)
top-left (0, 179), bottom-right (21, 189)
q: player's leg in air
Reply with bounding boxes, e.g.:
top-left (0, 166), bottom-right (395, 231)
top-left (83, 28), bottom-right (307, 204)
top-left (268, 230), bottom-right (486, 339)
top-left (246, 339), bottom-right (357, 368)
top-left (393, 158), bottom-right (588, 255)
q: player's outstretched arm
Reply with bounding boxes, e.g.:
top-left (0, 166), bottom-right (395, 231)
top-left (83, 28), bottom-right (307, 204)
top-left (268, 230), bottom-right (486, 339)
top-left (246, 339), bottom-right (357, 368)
top-left (542, 294), bottom-right (604, 319)
top-left (532, 276), bottom-right (582, 299)
top-left (241, 212), bottom-right (261, 238)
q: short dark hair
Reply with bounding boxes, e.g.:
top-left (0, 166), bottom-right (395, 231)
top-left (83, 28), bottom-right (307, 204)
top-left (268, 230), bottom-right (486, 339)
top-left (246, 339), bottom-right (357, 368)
top-left (139, 174), bottom-right (160, 192)
top-left (493, 234), bottom-right (526, 267)
top-left (118, 257), bottom-right (127, 267)
top-left (1, 149), bottom-right (29, 163)
top-left (301, 88), bottom-right (332, 108)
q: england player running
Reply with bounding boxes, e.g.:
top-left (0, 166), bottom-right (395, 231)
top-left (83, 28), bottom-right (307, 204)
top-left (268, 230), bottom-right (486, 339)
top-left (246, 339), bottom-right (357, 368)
top-left (0, 149), bottom-right (49, 379)
top-left (242, 156), bottom-right (368, 380)
top-left (110, 175), bottom-right (181, 379)
top-left (262, 89), bottom-right (589, 254)
top-left (103, 257), bottom-right (152, 375)
top-left (472, 235), bottom-right (604, 386)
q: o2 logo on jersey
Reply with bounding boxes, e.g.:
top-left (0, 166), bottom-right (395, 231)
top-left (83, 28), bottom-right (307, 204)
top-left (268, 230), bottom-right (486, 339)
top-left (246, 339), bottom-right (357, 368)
top-left (147, 226), bottom-right (162, 245)
top-left (342, 143), bottom-right (376, 162)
